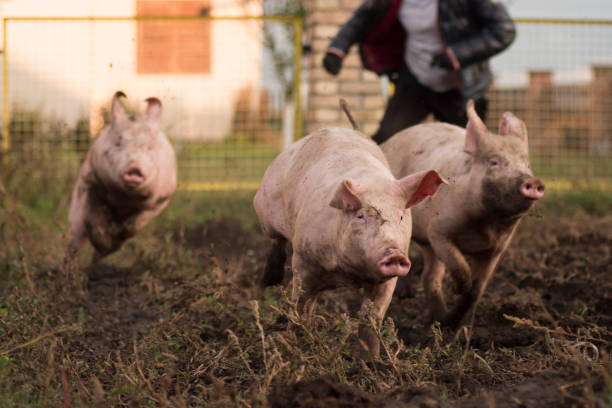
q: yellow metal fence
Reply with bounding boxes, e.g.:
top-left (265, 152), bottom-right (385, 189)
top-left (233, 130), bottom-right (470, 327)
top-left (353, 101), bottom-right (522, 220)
top-left (1, 17), bottom-right (611, 191)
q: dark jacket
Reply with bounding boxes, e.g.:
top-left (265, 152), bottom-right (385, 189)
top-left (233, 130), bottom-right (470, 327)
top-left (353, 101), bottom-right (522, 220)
top-left (327, 0), bottom-right (516, 101)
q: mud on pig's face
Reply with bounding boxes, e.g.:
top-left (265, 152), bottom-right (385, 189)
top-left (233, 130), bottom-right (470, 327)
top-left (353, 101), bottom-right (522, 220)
top-left (463, 101), bottom-right (545, 217)
top-left (329, 170), bottom-right (445, 283)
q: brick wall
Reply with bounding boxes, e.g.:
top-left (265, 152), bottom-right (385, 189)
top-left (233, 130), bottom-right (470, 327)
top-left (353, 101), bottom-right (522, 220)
top-left (591, 66), bottom-right (612, 154)
top-left (305, 0), bottom-right (386, 135)
top-left (525, 71), bottom-right (555, 151)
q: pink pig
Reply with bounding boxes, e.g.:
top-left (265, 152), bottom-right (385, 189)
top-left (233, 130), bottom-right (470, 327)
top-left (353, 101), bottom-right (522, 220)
top-left (254, 127), bottom-right (444, 352)
top-left (65, 91), bottom-right (177, 267)
top-left (382, 101), bottom-right (545, 328)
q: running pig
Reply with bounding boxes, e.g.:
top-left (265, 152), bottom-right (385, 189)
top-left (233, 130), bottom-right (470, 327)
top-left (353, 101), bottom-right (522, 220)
top-left (254, 127), bottom-right (444, 353)
top-left (65, 91), bottom-right (177, 268)
top-left (382, 100), bottom-right (545, 328)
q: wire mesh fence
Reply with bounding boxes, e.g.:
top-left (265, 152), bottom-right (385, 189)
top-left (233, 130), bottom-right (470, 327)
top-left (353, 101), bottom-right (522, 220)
top-left (0, 15), bottom-right (302, 191)
top-left (1, 17), bottom-right (611, 192)
top-left (487, 19), bottom-right (612, 190)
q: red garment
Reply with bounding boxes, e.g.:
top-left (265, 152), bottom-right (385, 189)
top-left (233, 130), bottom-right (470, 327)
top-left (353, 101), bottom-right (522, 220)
top-left (360, 0), bottom-right (406, 74)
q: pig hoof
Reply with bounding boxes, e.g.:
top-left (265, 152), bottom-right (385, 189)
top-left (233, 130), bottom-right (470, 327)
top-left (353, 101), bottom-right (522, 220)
top-left (439, 314), bottom-right (460, 330)
top-left (429, 311), bottom-right (446, 325)
top-left (441, 307), bottom-right (472, 330)
top-left (261, 265), bottom-right (284, 286)
top-left (456, 277), bottom-right (473, 295)
top-left (356, 324), bottom-right (380, 360)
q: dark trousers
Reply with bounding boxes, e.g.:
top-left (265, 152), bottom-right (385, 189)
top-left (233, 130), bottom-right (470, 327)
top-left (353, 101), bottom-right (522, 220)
top-left (372, 66), bottom-right (488, 144)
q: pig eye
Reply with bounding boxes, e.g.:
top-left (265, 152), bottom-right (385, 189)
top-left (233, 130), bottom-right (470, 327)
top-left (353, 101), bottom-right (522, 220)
top-left (400, 215), bottom-right (403, 221)
top-left (356, 213), bottom-right (364, 219)
top-left (489, 157), bottom-right (501, 167)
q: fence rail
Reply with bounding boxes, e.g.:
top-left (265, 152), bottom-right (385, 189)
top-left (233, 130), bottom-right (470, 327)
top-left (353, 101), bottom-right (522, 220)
top-left (0, 15), bottom-right (302, 191)
top-left (1, 16), bottom-right (611, 191)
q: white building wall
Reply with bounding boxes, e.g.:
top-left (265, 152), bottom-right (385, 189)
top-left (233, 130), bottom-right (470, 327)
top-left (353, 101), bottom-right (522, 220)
top-left (0, 0), bottom-right (262, 141)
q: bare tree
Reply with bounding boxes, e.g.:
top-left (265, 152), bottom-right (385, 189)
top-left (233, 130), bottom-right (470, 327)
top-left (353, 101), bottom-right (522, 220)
top-left (238, 0), bottom-right (306, 98)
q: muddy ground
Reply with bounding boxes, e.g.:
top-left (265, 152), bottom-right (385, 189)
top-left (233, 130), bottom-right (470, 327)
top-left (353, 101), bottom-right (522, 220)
top-left (1, 196), bottom-right (611, 407)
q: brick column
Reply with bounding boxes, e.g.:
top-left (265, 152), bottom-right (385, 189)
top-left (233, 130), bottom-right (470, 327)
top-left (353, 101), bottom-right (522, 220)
top-left (526, 70), bottom-right (555, 153)
top-left (305, 0), bottom-right (386, 135)
top-left (590, 65), bottom-right (612, 155)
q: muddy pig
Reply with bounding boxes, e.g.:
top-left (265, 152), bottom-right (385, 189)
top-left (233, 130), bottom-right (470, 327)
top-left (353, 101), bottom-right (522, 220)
top-left (254, 127), bottom-right (444, 353)
top-left (65, 91), bottom-right (177, 268)
top-left (381, 101), bottom-right (545, 328)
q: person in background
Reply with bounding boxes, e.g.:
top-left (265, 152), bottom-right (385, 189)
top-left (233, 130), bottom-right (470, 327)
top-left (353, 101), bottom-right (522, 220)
top-left (323, 0), bottom-right (516, 144)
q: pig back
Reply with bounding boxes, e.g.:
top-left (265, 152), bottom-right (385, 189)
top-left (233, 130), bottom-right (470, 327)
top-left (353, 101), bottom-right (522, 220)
top-left (281, 128), bottom-right (392, 238)
top-left (253, 136), bottom-right (307, 238)
top-left (382, 123), bottom-right (470, 182)
top-left (381, 123), bottom-right (472, 242)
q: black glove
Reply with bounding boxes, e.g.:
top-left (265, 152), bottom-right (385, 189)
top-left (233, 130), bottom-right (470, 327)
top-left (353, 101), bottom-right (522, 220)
top-left (431, 52), bottom-right (453, 70)
top-left (323, 52), bottom-right (343, 76)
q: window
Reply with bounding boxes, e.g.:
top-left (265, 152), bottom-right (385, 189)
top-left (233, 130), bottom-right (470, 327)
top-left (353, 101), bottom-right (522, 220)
top-left (137, 0), bottom-right (211, 74)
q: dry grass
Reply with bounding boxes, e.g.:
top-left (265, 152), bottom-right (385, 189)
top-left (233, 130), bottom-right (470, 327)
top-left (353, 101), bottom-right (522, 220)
top-left (0, 171), bottom-right (611, 407)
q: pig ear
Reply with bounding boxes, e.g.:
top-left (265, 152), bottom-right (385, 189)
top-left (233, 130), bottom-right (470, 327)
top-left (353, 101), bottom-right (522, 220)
top-left (399, 169), bottom-right (447, 208)
top-left (498, 112), bottom-right (528, 142)
top-left (464, 99), bottom-right (489, 155)
top-left (145, 97), bottom-right (163, 127)
top-left (329, 179), bottom-right (362, 211)
top-left (111, 91), bottom-right (129, 128)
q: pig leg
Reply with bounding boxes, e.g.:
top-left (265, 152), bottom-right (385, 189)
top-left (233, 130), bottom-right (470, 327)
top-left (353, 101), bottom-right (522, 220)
top-left (63, 186), bottom-right (89, 279)
top-left (90, 224), bottom-right (135, 264)
top-left (359, 277), bottom-right (398, 358)
top-left (445, 250), bottom-right (505, 328)
top-left (421, 245), bottom-right (449, 322)
top-left (66, 205), bottom-right (87, 262)
top-left (87, 202), bottom-right (147, 265)
top-left (86, 209), bottom-right (132, 264)
top-left (64, 218), bottom-right (87, 280)
top-left (362, 277), bottom-right (398, 320)
top-left (262, 237), bottom-right (288, 286)
top-left (132, 203), bottom-right (168, 231)
top-left (290, 254), bottom-right (321, 316)
top-left (95, 205), bottom-right (168, 264)
top-left (94, 205), bottom-right (170, 265)
top-left (428, 228), bottom-right (472, 294)
top-left (86, 217), bottom-right (114, 263)
top-left (445, 229), bottom-right (515, 328)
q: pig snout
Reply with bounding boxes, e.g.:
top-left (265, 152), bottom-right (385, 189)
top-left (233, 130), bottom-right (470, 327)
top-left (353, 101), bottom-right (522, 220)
top-left (123, 167), bottom-right (146, 187)
top-left (378, 252), bottom-right (411, 277)
top-left (520, 177), bottom-right (545, 200)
